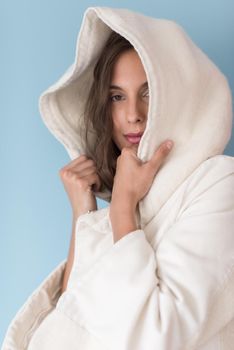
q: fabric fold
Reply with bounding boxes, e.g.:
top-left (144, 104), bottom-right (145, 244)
top-left (56, 165), bottom-right (234, 350)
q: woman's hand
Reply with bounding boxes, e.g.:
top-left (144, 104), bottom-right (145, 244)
top-left (111, 140), bottom-right (174, 208)
top-left (110, 140), bottom-right (174, 242)
top-left (59, 155), bottom-right (102, 220)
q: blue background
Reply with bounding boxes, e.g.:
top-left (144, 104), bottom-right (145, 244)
top-left (0, 0), bottom-right (233, 344)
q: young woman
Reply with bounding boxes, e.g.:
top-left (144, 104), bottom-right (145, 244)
top-left (60, 34), bottom-right (174, 293)
top-left (2, 6), bottom-right (234, 350)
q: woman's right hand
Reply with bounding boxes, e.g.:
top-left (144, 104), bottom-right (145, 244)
top-left (59, 155), bottom-right (102, 220)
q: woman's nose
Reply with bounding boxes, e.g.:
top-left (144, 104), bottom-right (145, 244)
top-left (126, 99), bottom-right (146, 123)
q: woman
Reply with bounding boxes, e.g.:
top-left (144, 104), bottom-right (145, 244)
top-left (60, 33), bottom-right (174, 295)
top-left (2, 6), bottom-right (234, 350)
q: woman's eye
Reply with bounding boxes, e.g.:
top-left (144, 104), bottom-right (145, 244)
top-left (143, 89), bottom-right (149, 98)
top-left (110, 94), bottom-right (123, 102)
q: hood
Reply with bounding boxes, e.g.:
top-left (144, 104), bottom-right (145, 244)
top-left (38, 6), bottom-right (232, 227)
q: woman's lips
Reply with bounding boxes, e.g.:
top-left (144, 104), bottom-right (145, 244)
top-left (125, 135), bottom-right (142, 144)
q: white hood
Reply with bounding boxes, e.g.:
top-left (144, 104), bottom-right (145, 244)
top-left (38, 6), bottom-right (232, 227)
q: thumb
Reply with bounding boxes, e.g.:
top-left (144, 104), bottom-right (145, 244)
top-left (148, 140), bottom-right (174, 170)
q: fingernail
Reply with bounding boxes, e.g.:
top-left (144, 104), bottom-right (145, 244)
top-left (166, 140), bottom-right (173, 149)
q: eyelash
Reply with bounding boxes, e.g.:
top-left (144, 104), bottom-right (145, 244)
top-left (110, 95), bottom-right (123, 102)
top-left (110, 90), bottom-right (149, 102)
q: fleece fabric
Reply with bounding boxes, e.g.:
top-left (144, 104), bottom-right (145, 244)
top-left (1, 6), bottom-right (234, 350)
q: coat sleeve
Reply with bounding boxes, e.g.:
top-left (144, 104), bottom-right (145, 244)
top-left (56, 171), bottom-right (234, 350)
top-left (1, 259), bottom-right (66, 349)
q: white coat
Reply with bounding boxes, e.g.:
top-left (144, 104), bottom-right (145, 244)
top-left (2, 6), bottom-right (234, 350)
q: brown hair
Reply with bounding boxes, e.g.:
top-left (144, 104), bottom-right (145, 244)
top-left (81, 30), bottom-right (134, 193)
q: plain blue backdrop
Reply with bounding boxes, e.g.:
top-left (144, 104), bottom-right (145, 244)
top-left (0, 0), bottom-right (233, 344)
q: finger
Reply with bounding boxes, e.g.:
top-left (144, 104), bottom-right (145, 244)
top-left (121, 146), bottom-right (141, 162)
top-left (63, 154), bottom-right (88, 168)
top-left (92, 175), bottom-right (102, 192)
top-left (74, 165), bottom-right (97, 178)
top-left (60, 156), bottom-right (95, 173)
top-left (148, 140), bottom-right (174, 170)
top-left (129, 145), bottom-right (140, 159)
top-left (83, 173), bottom-right (101, 191)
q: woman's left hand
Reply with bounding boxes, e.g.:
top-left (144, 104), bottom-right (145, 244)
top-left (111, 140), bottom-right (174, 209)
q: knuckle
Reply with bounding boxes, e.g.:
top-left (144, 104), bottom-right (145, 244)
top-left (59, 168), bottom-right (67, 177)
top-left (121, 147), bottom-right (131, 155)
top-left (64, 169), bottom-right (73, 178)
top-left (72, 176), bottom-right (88, 189)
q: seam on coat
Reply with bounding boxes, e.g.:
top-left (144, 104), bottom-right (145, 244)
top-left (181, 171), bottom-right (234, 215)
top-left (21, 306), bottom-right (54, 349)
top-left (20, 284), bottom-right (62, 348)
top-left (54, 307), bottom-right (110, 350)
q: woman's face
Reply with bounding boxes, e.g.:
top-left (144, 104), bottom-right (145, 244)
top-left (109, 49), bottom-right (149, 151)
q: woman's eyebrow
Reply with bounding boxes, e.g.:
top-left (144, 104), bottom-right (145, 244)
top-left (109, 81), bottom-right (148, 90)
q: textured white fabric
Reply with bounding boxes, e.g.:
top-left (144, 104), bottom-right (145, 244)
top-left (2, 156), bottom-right (234, 349)
top-left (2, 5), bottom-right (234, 350)
top-left (27, 308), bottom-right (108, 350)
